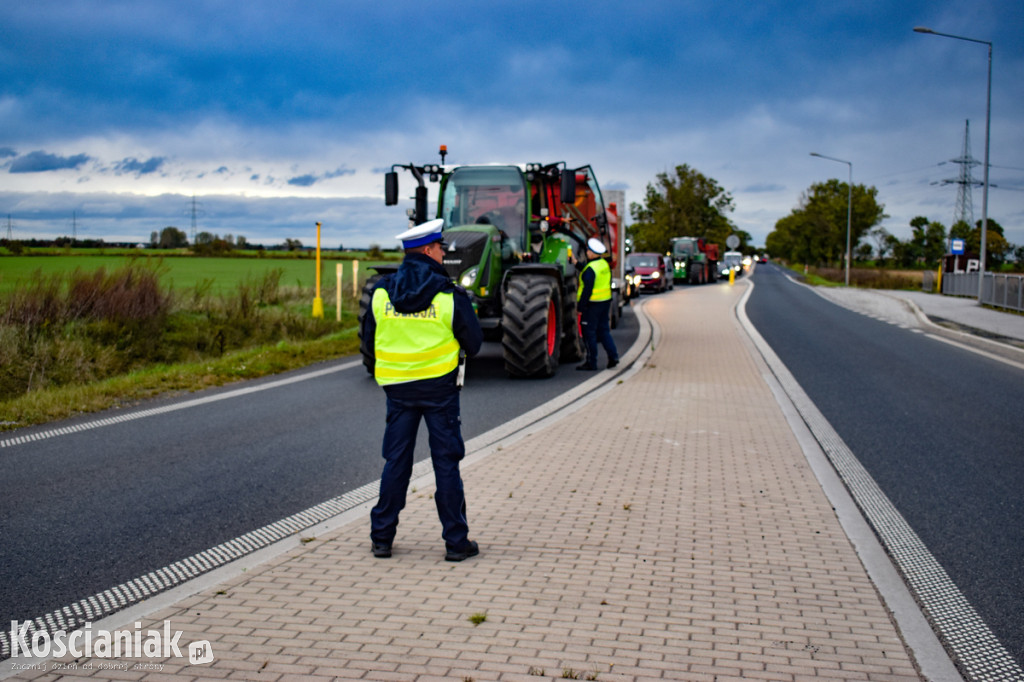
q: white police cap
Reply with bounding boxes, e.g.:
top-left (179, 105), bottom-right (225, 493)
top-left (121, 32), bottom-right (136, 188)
top-left (587, 237), bottom-right (607, 255)
top-left (396, 219), bottom-right (446, 249)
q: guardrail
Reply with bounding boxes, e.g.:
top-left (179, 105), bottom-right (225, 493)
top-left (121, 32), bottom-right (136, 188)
top-left (941, 272), bottom-right (1024, 312)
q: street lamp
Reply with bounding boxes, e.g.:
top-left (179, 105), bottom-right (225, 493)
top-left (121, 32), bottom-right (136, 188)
top-left (810, 152), bottom-right (853, 286)
top-left (914, 26), bottom-right (992, 303)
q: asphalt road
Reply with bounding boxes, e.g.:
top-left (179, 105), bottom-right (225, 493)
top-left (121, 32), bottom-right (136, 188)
top-left (0, 307), bottom-right (640, 632)
top-left (745, 263), bottom-right (1024, 668)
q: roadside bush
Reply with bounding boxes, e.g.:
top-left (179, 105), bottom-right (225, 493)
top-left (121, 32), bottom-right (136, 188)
top-left (1, 264), bottom-right (170, 332)
top-left (0, 263), bottom-right (344, 403)
top-left (0, 264), bottom-right (172, 400)
top-left (811, 266), bottom-right (922, 290)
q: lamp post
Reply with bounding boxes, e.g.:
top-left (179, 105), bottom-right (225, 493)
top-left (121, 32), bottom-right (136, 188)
top-left (810, 152), bottom-right (853, 286)
top-left (914, 26), bottom-right (992, 303)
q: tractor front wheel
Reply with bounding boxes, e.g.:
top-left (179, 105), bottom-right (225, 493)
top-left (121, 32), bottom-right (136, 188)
top-left (501, 274), bottom-right (562, 378)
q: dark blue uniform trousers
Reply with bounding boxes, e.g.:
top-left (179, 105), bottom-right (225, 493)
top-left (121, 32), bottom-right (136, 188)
top-left (580, 299), bottom-right (619, 369)
top-left (370, 389), bottom-right (470, 551)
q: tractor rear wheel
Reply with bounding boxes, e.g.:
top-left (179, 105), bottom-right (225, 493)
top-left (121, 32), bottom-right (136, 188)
top-left (357, 274), bottom-right (384, 375)
top-left (501, 274), bottom-right (561, 378)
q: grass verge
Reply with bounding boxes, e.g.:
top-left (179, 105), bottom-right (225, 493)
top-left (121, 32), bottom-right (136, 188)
top-left (783, 264), bottom-right (924, 289)
top-left (0, 329), bottom-right (361, 432)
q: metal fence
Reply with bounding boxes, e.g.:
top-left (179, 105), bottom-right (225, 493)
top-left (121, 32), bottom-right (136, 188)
top-left (940, 272), bottom-right (1024, 312)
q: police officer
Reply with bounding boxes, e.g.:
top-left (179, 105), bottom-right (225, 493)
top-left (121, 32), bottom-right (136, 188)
top-left (360, 219), bottom-right (484, 561)
top-left (576, 237), bottom-right (619, 371)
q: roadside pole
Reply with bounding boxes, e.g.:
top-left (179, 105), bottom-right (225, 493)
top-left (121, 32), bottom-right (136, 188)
top-left (336, 262), bottom-right (343, 321)
top-left (312, 222), bottom-right (324, 318)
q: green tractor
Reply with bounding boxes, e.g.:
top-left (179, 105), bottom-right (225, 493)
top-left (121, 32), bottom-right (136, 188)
top-left (671, 236), bottom-right (720, 285)
top-left (359, 149), bottom-right (618, 378)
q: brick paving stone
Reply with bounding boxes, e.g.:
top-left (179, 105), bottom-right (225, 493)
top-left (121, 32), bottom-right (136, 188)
top-left (5, 281), bottom-right (929, 681)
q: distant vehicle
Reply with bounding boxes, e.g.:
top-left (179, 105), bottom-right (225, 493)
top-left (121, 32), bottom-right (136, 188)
top-left (722, 251), bottom-right (743, 278)
top-left (626, 252), bottom-right (673, 293)
top-left (623, 265), bottom-right (640, 300)
top-left (670, 237), bottom-right (719, 285)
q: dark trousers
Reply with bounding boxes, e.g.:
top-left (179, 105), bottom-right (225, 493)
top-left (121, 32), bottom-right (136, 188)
top-left (580, 299), bottom-right (619, 368)
top-left (370, 390), bottom-right (470, 551)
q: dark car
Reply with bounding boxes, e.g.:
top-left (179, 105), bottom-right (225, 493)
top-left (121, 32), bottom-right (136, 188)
top-left (625, 252), bottom-right (673, 293)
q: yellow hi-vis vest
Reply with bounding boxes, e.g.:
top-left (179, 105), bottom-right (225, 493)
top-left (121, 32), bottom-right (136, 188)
top-left (372, 288), bottom-right (460, 386)
top-left (579, 258), bottom-right (612, 302)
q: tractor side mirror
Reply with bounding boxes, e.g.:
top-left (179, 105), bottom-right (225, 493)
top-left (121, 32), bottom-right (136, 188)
top-left (385, 171), bottom-right (399, 206)
top-left (414, 186), bottom-right (428, 225)
top-left (560, 169), bottom-right (576, 204)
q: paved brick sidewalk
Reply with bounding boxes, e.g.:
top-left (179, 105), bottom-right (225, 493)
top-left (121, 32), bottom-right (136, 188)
top-left (14, 281), bottom-right (922, 680)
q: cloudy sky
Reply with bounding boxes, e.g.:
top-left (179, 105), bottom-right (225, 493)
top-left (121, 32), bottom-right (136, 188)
top-left (2, 0), bottom-right (1022, 251)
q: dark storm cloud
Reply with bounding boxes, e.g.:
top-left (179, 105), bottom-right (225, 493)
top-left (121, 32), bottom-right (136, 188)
top-left (287, 167), bottom-right (356, 186)
top-left (115, 157), bottom-right (166, 176)
top-left (287, 174), bottom-right (317, 187)
top-left (9, 151), bottom-right (91, 173)
top-left (324, 167), bottom-right (356, 179)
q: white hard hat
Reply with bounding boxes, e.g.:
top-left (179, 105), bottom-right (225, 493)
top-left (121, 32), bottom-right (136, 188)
top-left (587, 237), bottom-right (607, 255)
top-left (396, 219), bottom-right (446, 248)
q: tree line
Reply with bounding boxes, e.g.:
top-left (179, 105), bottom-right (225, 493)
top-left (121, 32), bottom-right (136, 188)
top-left (624, 165), bottom-right (1020, 271)
top-left (765, 179), bottom-right (1021, 270)
top-left (150, 226), bottom-right (252, 252)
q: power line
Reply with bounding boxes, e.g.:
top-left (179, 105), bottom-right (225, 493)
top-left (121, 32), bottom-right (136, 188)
top-left (866, 162), bottom-right (946, 182)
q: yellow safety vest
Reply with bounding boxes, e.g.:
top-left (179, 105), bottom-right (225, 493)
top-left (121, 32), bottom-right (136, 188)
top-left (372, 288), bottom-right (460, 386)
top-left (579, 258), bottom-right (612, 302)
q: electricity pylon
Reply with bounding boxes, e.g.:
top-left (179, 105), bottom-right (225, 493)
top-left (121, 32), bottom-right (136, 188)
top-left (188, 195), bottom-right (205, 244)
top-left (940, 120), bottom-right (982, 228)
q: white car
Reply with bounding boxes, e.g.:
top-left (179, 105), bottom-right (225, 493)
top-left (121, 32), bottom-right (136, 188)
top-left (721, 251), bottom-right (743, 278)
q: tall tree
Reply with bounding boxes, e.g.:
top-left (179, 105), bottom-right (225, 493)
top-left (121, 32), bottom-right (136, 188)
top-left (952, 218), bottom-right (1010, 268)
top-left (1013, 245), bottom-right (1024, 272)
top-left (868, 226), bottom-right (894, 263)
top-left (628, 164), bottom-right (736, 253)
top-left (157, 226), bottom-right (188, 249)
top-left (907, 216), bottom-right (947, 266)
top-left (765, 180), bottom-right (885, 266)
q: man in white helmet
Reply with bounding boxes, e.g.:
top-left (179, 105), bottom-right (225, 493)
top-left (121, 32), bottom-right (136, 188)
top-left (575, 237), bottom-right (619, 371)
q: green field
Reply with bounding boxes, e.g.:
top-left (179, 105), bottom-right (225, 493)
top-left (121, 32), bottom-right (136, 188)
top-left (0, 253), bottom-right (399, 294)
top-left (1, 250), bottom-right (399, 427)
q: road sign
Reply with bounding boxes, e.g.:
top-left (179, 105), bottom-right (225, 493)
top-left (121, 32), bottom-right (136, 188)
top-left (726, 234), bottom-right (740, 249)
top-left (951, 239), bottom-right (965, 255)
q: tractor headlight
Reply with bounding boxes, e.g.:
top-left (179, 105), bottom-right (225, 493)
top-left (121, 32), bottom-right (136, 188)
top-left (460, 266), bottom-right (479, 288)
